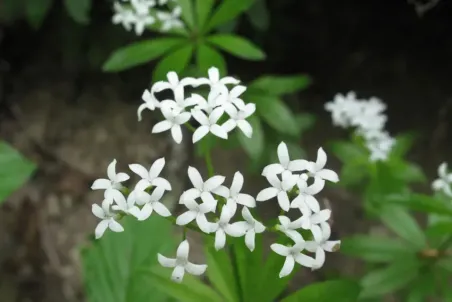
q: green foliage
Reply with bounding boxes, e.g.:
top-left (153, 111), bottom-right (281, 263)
top-left (25, 0), bottom-right (53, 29)
top-left (205, 0), bottom-right (256, 32)
top-left (281, 280), bottom-right (361, 302)
top-left (64, 0), bottom-right (91, 24)
top-left (249, 75), bottom-right (312, 96)
top-left (196, 43), bottom-right (227, 75)
top-left (0, 141), bottom-right (36, 204)
top-left (207, 34), bottom-right (266, 60)
top-left (152, 44), bottom-right (194, 81)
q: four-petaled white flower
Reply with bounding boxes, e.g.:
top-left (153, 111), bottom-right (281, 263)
top-left (192, 108), bottom-right (228, 142)
top-left (133, 13), bottom-right (155, 36)
top-left (306, 147), bottom-right (339, 188)
top-left (276, 216), bottom-right (304, 242)
top-left (432, 162), bottom-right (452, 197)
top-left (91, 159), bottom-right (130, 198)
top-left (294, 204), bottom-right (331, 231)
top-left (184, 167), bottom-right (225, 209)
top-left (291, 174), bottom-right (323, 213)
top-left (210, 206), bottom-right (246, 250)
top-left (176, 199), bottom-right (214, 233)
top-left (153, 71), bottom-right (199, 102)
top-left (190, 90), bottom-right (226, 114)
top-left (256, 172), bottom-right (297, 212)
top-left (92, 199), bottom-right (124, 239)
top-left (213, 171), bottom-right (256, 214)
top-left (129, 158), bottom-right (172, 191)
top-left (158, 240), bottom-right (207, 283)
top-left (233, 207), bottom-right (265, 251)
top-left (223, 85), bottom-right (247, 107)
top-left (157, 6), bottom-right (184, 31)
top-left (270, 239), bottom-right (315, 278)
top-left (222, 103), bottom-right (255, 138)
top-left (112, 3), bottom-right (136, 31)
top-left (152, 107), bottom-right (191, 144)
top-left (305, 222), bottom-right (341, 270)
top-left (262, 142), bottom-right (309, 177)
top-left (109, 189), bottom-right (141, 219)
top-left (138, 89), bottom-right (160, 120)
top-left (132, 187), bottom-right (172, 220)
top-left (196, 67), bottom-right (240, 90)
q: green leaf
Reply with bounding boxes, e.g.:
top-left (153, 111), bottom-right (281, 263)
top-left (152, 44), bottom-right (194, 81)
top-left (388, 160), bottom-right (426, 184)
top-left (294, 113), bottom-right (315, 135)
top-left (246, 0), bottom-right (269, 31)
top-left (249, 75), bottom-right (311, 95)
top-left (281, 280), bottom-right (361, 302)
top-left (103, 38), bottom-right (187, 72)
top-left (206, 0), bottom-right (256, 31)
top-left (426, 221), bottom-right (452, 237)
top-left (64, 0), bottom-right (91, 24)
top-left (385, 193), bottom-right (452, 216)
top-left (205, 244), bottom-right (238, 302)
top-left (196, 43), bottom-right (227, 76)
top-left (341, 235), bottom-right (415, 263)
top-left (379, 206), bottom-right (427, 250)
top-left (81, 216), bottom-right (174, 302)
top-left (251, 94), bottom-right (299, 137)
top-left (0, 142), bottom-right (36, 204)
top-left (196, 0), bottom-right (215, 31)
top-left (237, 115), bottom-right (264, 160)
top-left (359, 257), bottom-right (420, 299)
top-left (329, 141), bottom-right (367, 164)
top-left (207, 34), bottom-right (265, 61)
top-left (407, 271), bottom-right (436, 302)
top-left (149, 266), bottom-right (223, 302)
top-left (177, 0), bottom-right (195, 29)
top-left (26, 0), bottom-right (53, 29)
top-left (340, 161), bottom-right (369, 187)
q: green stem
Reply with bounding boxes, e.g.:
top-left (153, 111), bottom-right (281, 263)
top-left (229, 245), bottom-right (243, 302)
top-left (205, 151), bottom-right (214, 177)
top-left (185, 123), bottom-right (196, 133)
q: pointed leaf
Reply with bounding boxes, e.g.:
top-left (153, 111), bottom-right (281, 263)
top-left (281, 280), bottom-right (361, 302)
top-left (152, 44), bottom-right (194, 81)
top-left (206, 0), bottom-right (256, 31)
top-left (207, 34), bottom-right (265, 61)
top-left (246, 0), bottom-right (269, 31)
top-left (196, 0), bottom-right (215, 31)
top-left (196, 43), bottom-right (227, 76)
top-left (249, 75), bottom-right (311, 96)
top-left (177, 0), bottom-right (195, 29)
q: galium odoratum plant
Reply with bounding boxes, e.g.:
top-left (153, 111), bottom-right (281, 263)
top-left (91, 67), bottom-right (341, 283)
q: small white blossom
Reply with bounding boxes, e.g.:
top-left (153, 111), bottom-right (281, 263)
top-left (222, 102), bottom-right (256, 138)
top-left (223, 85), bottom-right (247, 107)
top-left (109, 190), bottom-right (141, 219)
top-left (184, 166), bottom-right (224, 208)
top-left (305, 222), bottom-right (341, 270)
top-left (176, 199), bottom-right (213, 233)
top-left (262, 142), bottom-right (309, 177)
top-left (129, 157), bottom-right (172, 191)
top-left (152, 107), bottom-right (191, 144)
top-left (233, 207), bottom-right (265, 251)
top-left (270, 238), bottom-right (315, 277)
top-left (133, 14), bottom-right (155, 35)
top-left (196, 67), bottom-right (240, 90)
top-left (213, 171), bottom-right (256, 214)
top-left (276, 216), bottom-right (304, 242)
top-left (291, 174), bottom-right (323, 213)
top-left (157, 6), bottom-right (184, 31)
top-left (306, 147), bottom-right (339, 188)
top-left (92, 199), bottom-right (124, 239)
top-left (112, 3), bottom-right (136, 31)
top-left (293, 204), bottom-right (331, 230)
top-left (190, 90), bottom-right (226, 114)
top-left (91, 159), bottom-right (130, 198)
top-left (138, 89), bottom-right (160, 120)
top-left (153, 71), bottom-right (199, 103)
top-left (432, 162), bottom-right (452, 197)
top-left (210, 205), bottom-right (246, 250)
top-left (324, 92), bottom-right (360, 128)
top-left (132, 187), bottom-right (172, 220)
top-left (157, 240), bottom-right (207, 283)
top-left (191, 108), bottom-right (228, 142)
top-left (256, 173), bottom-right (297, 212)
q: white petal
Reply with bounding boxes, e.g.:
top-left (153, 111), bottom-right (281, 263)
top-left (107, 159), bottom-right (117, 180)
top-left (320, 221), bottom-right (332, 240)
top-left (129, 164), bottom-right (149, 179)
top-left (266, 173), bottom-right (283, 189)
top-left (157, 254), bottom-right (176, 268)
top-left (223, 102), bottom-right (238, 117)
top-left (278, 216), bottom-right (291, 227)
top-left (243, 103), bottom-right (256, 118)
top-left (313, 247), bottom-right (326, 269)
top-left (237, 120), bottom-right (253, 138)
top-left (135, 179), bottom-right (152, 192)
top-left (204, 175), bottom-right (225, 191)
top-left (306, 177), bottom-right (324, 194)
top-left (256, 187), bottom-right (279, 201)
top-left (152, 120), bottom-right (172, 133)
top-left (315, 147), bottom-right (327, 170)
top-left (176, 240), bottom-right (190, 259)
top-left (230, 85), bottom-right (246, 98)
top-left (166, 71), bottom-right (179, 86)
top-left (219, 205), bottom-right (235, 223)
top-left (323, 240), bottom-right (341, 252)
top-left (304, 195), bottom-right (320, 213)
top-left (91, 179), bottom-right (111, 190)
top-left (311, 209), bottom-right (331, 224)
top-left (191, 109), bottom-right (209, 125)
top-left (219, 76), bottom-right (239, 85)
top-left (152, 81), bottom-right (172, 93)
top-left (137, 203), bottom-right (153, 221)
top-left (115, 172), bottom-right (130, 183)
top-left (277, 191), bottom-right (290, 212)
top-left (288, 159), bottom-right (309, 172)
top-left (270, 243), bottom-right (290, 256)
top-left (304, 240), bottom-right (319, 253)
top-left (262, 164), bottom-right (285, 177)
top-left (212, 185), bottom-right (230, 198)
top-left (152, 202), bottom-right (171, 217)
top-left (316, 169), bottom-right (339, 182)
top-left (210, 124), bottom-right (228, 139)
top-left (214, 229), bottom-right (226, 250)
top-left (295, 253), bottom-right (315, 268)
top-left (171, 125), bottom-right (183, 144)
top-left (277, 142), bottom-right (290, 168)
top-left (236, 193), bottom-right (256, 207)
top-left (149, 158), bottom-right (165, 179)
top-left (171, 265), bottom-right (185, 283)
top-left (138, 103), bottom-right (151, 121)
top-left (208, 67), bottom-right (220, 83)
top-left (151, 177), bottom-right (172, 191)
top-left (111, 190), bottom-right (127, 210)
top-left (92, 204), bottom-right (105, 219)
top-left (108, 220), bottom-right (124, 233)
top-left (188, 166), bottom-right (204, 189)
top-left (184, 188), bottom-right (201, 201)
top-left (185, 262), bottom-right (207, 275)
top-left (279, 256), bottom-right (295, 278)
top-left (196, 214), bottom-right (213, 233)
top-left (310, 225), bottom-right (323, 243)
top-left (175, 112), bottom-right (191, 124)
top-left (209, 107), bottom-right (224, 124)
top-left (95, 220), bottom-right (109, 239)
top-left (225, 223), bottom-right (247, 237)
top-left (254, 221), bottom-right (265, 233)
top-left (241, 206), bottom-right (254, 223)
top-left (176, 211), bottom-right (197, 226)
top-left (180, 77), bottom-right (201, 87)
top-left (245, 230), bottom-right (256, 251)
top-left (193, 126), bottom-right (210, 143)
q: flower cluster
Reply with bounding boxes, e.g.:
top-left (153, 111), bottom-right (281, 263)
top-left (139, 67), bottom-right (255, 144)
top-left (432, 162), bottom-right (452, 197)
top-left (112, 0), bottom-right (183, 36)
top-left (325, 91), bottom-right (395, 161)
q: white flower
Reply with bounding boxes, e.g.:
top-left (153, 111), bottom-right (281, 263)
top-left (293, 204), bottom-right (331, 231)
top-left (276, 216), bottom-right (304, 242)
top-left (223, 85), bottom-right (247, 108)
top-left (291, 174), bottom-right (323, 213)
top-left (324, 92), bottom-right (360, 128)
top-left (109, 189), bottom-right (141, 219)
top-left (213, 171), bottom-right (256, 214)
top-left (133, 14), bottom-right (155, 35)
top-left (365, 132), bottom-right (395, 162)
top-left (131, 0), bottom-right (155, 15)
top-left (176, 199), bottom-right (213, 233)
top-left (233, 207), bottom-right (265, 251)
top-left (132, 187), bottom-right (172, 220)
top-left (129, 158), bottom-right (172, 191)
top-left (306, 148), bottom-right (339, 188)
top-left (270, 239), bottom-right (315, 277)
top-left (197, 67), bottom-right (240, 89)
top-left (157, 240), bottom-right (207, 283)
top-left (91, 159), bottom-right (130, 197)
top-left (262, 142), bottom-right (309, 177)
top-left (210, 205), bottom-right (246, 250)
top-left (92, 199), bottom-right (124, 239)
top-left (138, 89), bottom-right (160, 120)
top-left (222, 102), bottom-right (255, 138)
top-left (191, 108), bottom-right (228, 142)
top-left (152, 106), bottom-right (191, 144)
top-left (432, 162), bottom-right (452, 197)
top-left (112, 2), bottom-right (136, 31)
top-left (184, 166), bottom-right (224, 209)
top-left (152, 71), bottom-right (199, 102)
top-left (305, 222), bottom-right (341, 270)
top-left (190, 90), bottom-right (227, 114)
top-left (157, 6), bottom-right (184, 31)
top-left (256, 172), bottom-right (297, 212)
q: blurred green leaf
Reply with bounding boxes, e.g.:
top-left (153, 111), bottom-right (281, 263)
top-left (426, 221), bottom-right (452, 237)
top-left (82, 216), bottom-right (173, 302)
top-left (177, 0), bottom-right (195, 29)
top-left (294, 113), bottom-right (315, 135)
top-left (379, 206), bottom-right (427, 250)
top-left (249, 75), bottom-right (311, 95)
top-left (237, 115), bottom-right (264, 160)
top-left (359, 256), bottom-right (420, 299)
top-left (103, 38), bottom-right (187, 72)
top-left (206, 0), bottom-right (256, 31)
top-left (26, 0), bottom-right (53, 29)
top-left (407, 271), bottom-right (436, 302)
top-left (149, 266), bottom-right (223, 301)
top-left (390, 133), bottom-right (417, 158)
top-left (196, 43), bottom-right (227, 76)
top-left (388, 160), bottom-right (426, 184)
top-left (252, 94), bottom-right (299, 137)
top-left (207, 34), bottom-right (265, 61)
top-left (246, 0), bottom-right (269, 31)
top-left (196, 0), bottom-right (215, 31)
top-left (0, 142), bottom-right (36, 204)
top-left (341, 235), bottom-right (415, 263)
top-left (329, 141), bottom-right (367, 164)
top-left (152, 44), bottom-right (194, 81)
top-left (385, 193), bottom-right (452, 217)
top-left (64, 0), bottom-right (91, 24)
top-left (340, 161), bottom-right (369, 187)
top-left (281, 280), bottom-right (361, 302)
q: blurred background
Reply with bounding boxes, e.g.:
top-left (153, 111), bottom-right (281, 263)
top-left (1, 0), bottom-right (452, 301)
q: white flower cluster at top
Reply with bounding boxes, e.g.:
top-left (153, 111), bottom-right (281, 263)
top-left (112, 0), bottom-right (183, 36)
top-left (325, 92), bottom-right (395, 161)
top-left (90, 67), bottom-right (341, 283)
top-left (432, 162), bottom-right (452, 197)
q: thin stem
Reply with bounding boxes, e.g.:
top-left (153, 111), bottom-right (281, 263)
top-left (185, 123), bottom-right (196, 133)
top-left (229, 245), bottom-right (243, 302)
top-left (205, 151), bottom-right (214, 177)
